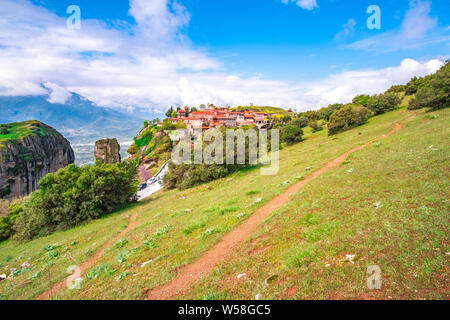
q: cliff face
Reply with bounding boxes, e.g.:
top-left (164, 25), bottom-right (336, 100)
top-left (0, 121), bottom-right (75, 199)
top-left (94, 138), bottom-right (121, 164)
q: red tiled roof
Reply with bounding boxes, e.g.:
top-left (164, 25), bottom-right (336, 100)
top-left (214, 116), bottom-right (236, 120)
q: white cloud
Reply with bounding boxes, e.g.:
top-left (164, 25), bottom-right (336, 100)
top-left (348, 0), bottom-right (446, 52)
top-left (0, 0), bottom-right (445, 114)
top-left (334, 18), bottom-right (357, 41)
top-left (44, 82), bottom-right (72, 104)
top-left (281, 0), bottom-right (318, 10)
top-left (401, 0), bottom-right (437, 40)
top-left (174, 58), bottom-right (443, 111)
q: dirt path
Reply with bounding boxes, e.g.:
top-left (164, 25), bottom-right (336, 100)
top-left (147, 123), bottom-right (402, 300)
top-left (36, 213), bottom-right (138, 300)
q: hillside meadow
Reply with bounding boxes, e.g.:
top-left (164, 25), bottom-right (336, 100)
top-left (0, 107), bottom-right (448, 300)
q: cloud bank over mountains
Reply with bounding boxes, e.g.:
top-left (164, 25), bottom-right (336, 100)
top-left (0, 0), bottom-right (445, 113)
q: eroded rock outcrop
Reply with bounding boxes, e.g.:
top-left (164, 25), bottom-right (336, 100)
top-left (94, 138), bottom-right (121, 164)
top-left (0, 121), bottom-right (75, 199)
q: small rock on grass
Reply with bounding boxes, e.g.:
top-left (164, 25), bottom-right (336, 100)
top-left (141, 260), bottom-right (153, 268)
top-left (255, 294), bottom-right (262, 300)
top-left (345, 254), bottom-right (357, 264)
top-left (237, 273), bottom-right (247, 280)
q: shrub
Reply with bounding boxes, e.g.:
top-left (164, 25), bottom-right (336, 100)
top-left (408, 61), bottom-right (449, 111)
top-left (352, 94), bottom-right (370, 107)
top-left (161, 119), bottom-right (176, 130)
top-left (134, 128), bottom-right (154, 149)
top-left (0, 200), bottom-right (23, 241)
top-left (309, 121), bottom-right (323, 132)
top-left (328, 104), bottom-right (371, 135)
top-left (290, 117), bottom-right (309, 128)
top-left (298, 110), bottom-right (320, 122)
top-left (12, 162), bottom-right (138, 242)
top-left (367, 93), bottom-right (401, 115)
top-left (385, 84), bottom-right (406, 94)
top-left (164, 163), bottom-right (230, 190)
top-left (164, 127), bottom-right (275, 190)
top-left (281, 125), bottom-right (304, 145)
top-left (405, 76), bottom-right (423, 95)
top-left (318, 103), bottom-right (343, 121)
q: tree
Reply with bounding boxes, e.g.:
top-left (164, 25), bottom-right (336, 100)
top-left (12, 162), bottom-right (138, 242)
top-left (319, 104), bottom-right (342, 121)
top-left (199, 104), bottom-right (206, 110)
top-left (385, 84), bottom-right (406, 94)
top-left (408, 61), bottom-right (449, 111)
top-left (405, 77), bottom-right (423, 95)
top-left (328, 104), bottom-right (371, 135)
top-left (352, 94), bottom-right (371, 107)
top-left (367, 93), bottom-right (401, 115)
top-left (299, 110), bottom-right (320, 121)
top-left (309, 121), bottom-right (324, 132)
top-left (281, 125), bottom-right (304, 145)
top-left (143, 120), bottom-right (148, 128)
top-left (171, 110), bottom-right (178, 118)
top-left (0, 200), bottom-right (23, 241)
top-left (282, 115), bottom-right (292, 124)
top-left (290, 117), bottom-right (309, 128)
top-left (161, 119), bottom-right (176, 130)
top-left (165, 106), bottom-right (174, 118)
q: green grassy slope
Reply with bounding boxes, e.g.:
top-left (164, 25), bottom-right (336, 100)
top-left (231, 106), bottom-right (293, 116)
top-left (0, 107), bottom-right (448, 300)
top-left (183, 108), bottom-right (449, 300)
top-left (0, 120), bottom-right (54, 147)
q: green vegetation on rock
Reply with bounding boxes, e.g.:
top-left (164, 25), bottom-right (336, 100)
top-left (11, 161), bottom-right (138, 242)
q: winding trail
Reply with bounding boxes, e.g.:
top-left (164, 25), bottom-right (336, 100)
top-left (37, 213), bottom-right (138, 300)
top-left (147, 123), bottom-right (402, 300)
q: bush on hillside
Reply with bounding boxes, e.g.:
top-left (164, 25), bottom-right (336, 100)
top-left (164, 127), bottom-right (276, 190)
top-left (12, 162), bottom-right (138, 242)
top-left (352, 95), bottom-right (371, 107)
top-left (290, 117), bottom-right (309, 128)
top-left (408, 61), bottom-right (449, 111)
top-left (385, 84), bottom-right (406, 94)
top-left (318, 104), bottom-right (343, 122)
top-left (309, 121), bottom-right (324, 132)
top-left (298, 110), bottom-right (320, 122)
top-left (0, 199), bottom-right (24, 241)
top-left (281, 125), bottom-right (304, 145)
top-left (367, 92), bottom-right (402, 115)
top-left (405, 77), bottom-right (423, 95)
top-left (327, 104), bottom-right (371, 135)
top-left (0, 127), bottom-right (9, 135)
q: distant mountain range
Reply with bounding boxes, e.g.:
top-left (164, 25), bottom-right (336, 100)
top-left (0, 93), bottom-right (155, 165)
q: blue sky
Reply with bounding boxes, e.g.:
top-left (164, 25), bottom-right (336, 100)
top-left (1, 0), bottom-right (449, 113)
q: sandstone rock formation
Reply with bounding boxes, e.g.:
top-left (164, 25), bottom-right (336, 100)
top-left (94, 138), bottom-right (121, 164)
top-left (0, 121), bottom-right (75, 199)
